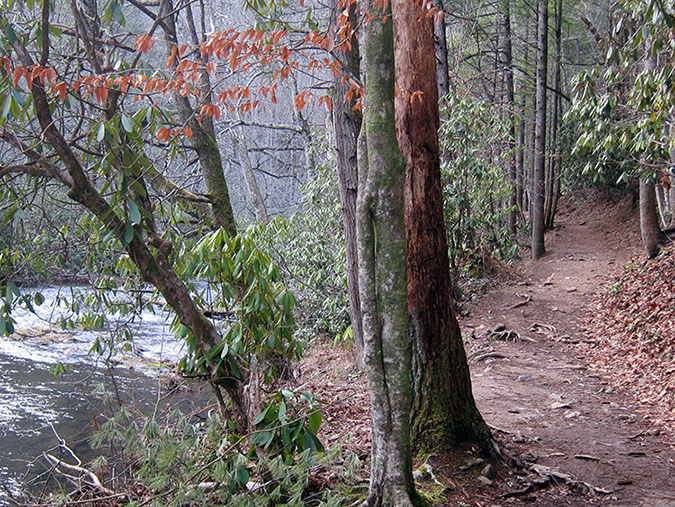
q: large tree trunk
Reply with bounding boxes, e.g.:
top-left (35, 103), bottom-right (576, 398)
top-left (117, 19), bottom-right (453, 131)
top-left (330, 0), bottom-right (364, 368)
top-left (531, 0), bottom-right (548, 260)
top-left (357, 1), bottom-right (415, 505)
top-left (393, 0), bottom-right (492, 455)
top-left (640, 180), bottom-right (666, 258)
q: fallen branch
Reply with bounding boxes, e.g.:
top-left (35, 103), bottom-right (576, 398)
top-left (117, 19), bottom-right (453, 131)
top-left (43, 454), bottom-right (116, 497)
top-left (473, 352), bottom-right (507, 362)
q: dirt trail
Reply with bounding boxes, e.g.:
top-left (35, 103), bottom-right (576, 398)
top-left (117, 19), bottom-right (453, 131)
top-left (462, 201), bottom-right (675, 506)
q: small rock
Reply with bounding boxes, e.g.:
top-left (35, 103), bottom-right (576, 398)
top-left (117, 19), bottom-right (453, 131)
top-left (513, 434), bottom-right (528, 443)
top-left (493, 323), bottom-right (506, 332)
top-left (517, 375), bottom-right (533, 382)
top-left (459, 457), bottom-right (485, 471)
top-left (551, 401), bottom-right (571, 410)
top-left (481, 464), bottom-right (496, 480)
top-left (477, 476), bottom-right (493, 486)
top-left (566, 287), bottom-right (577, 292)
top-left (549, 393), bottom-right (563, 402)
top-left (563, 410), bottom-right (580, 419)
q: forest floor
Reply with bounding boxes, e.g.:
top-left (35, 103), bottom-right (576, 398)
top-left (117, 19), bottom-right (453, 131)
top-left (299, 193), bottom-right (675, 506)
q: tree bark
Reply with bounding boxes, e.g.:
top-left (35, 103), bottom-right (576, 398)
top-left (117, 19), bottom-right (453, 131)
top-left (503, 0), bottom-right (518, 234)
top-left (545, 0), bottom-right (563, 231)
top-left (162, 0), bottom-right (237, 235)
top-left (393, 0), bottom-right (492, 455)
top-left (330, 0), bottom-right (364, 368)
top-left (433, 0), bottom-right (450, 99)
top-left (640, 180), bottom-right (665, 258)
top-left (358, 1), bottom-right (415, 504)
top-left (531, 0), bottom-right (548, 260)
top-left (234, 132), bottom-right (269, 224)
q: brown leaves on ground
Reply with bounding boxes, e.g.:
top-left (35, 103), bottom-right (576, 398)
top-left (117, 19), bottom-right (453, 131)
top-left (581, 242), bottom-right (675, 433)
top-left (294, 341), bottom-right (371, 458)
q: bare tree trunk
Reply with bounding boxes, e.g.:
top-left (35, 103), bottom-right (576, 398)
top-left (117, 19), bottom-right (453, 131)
top-left (532, 0), bottom-right (548, 260)
top-left (330, 0), bottom-right (364, 368)
top-left (640, 180), bottom-right (666, 258)
top-left (234, 132), bottom-right (269, 225)
top-left (503, 0), bottom-right (517, 234)
top-left (545, 0), bottom-right (563, 231)
top-left (358, 1), bottom-right (415, 504)
top-left (434, 0), bottom-right (450, 99)
top-left (516, 21), bottom-right (530, 215)
top-left (393, 0), bottom-right (492, 456)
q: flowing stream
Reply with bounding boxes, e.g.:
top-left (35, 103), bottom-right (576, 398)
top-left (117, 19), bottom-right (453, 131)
top-left (0, 286), bottom-right (193, 503)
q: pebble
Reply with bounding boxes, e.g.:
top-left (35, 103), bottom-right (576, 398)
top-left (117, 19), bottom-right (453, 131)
top-left (477, 476), bottom-right (493, 486)
top-left (481, 464), bottom-right (496, 480)
top-left (564, 410), bottom-right (581, 419)
top-left (517, 375), bottom-right (533, 382)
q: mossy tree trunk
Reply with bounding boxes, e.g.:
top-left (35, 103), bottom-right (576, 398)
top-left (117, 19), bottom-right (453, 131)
top-left (162, 0), bottom-right (237, 235)
top-left (392, 0), bottom-right (492, 456)
top-left (357, 1), bottom-right (415, 504)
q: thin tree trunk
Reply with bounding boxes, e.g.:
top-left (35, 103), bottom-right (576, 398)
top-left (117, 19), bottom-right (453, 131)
top-left (234, 132), bottom-right (269, 225)
top-left (516, 21), bottom-right (529, 215)
top-left (330, 0), bottom-right (364, 368)
top-left (358, 1), bottom-right (415, 504)
top-left (503, 0), bottom-right (517, 234)
top-left (433, 0), bottom-right (450, 99)
top-left (532, 0), bottom-right (548, 260)
top-left (545, 0), bottom-right (563, 231)
top-left (393, 0), bottom-right (493, 456)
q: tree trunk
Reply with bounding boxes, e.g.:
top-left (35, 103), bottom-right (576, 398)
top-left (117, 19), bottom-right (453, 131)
top-left (433, 0), bottom-right (450, 99)
top-left (393, 0), bottom-right (492, 455)
top-left (163, 0), bottom-right (237, 235)
top-left (358, 1), bottom-right (415, 504)
top-left (503, 0), bottom-right (517, 235)
top-left (330, 0), bottom-right (364, 368)
top-left (234, 132), bottom-right (269, 225)
top-left (640, 180), bottom-right (665, 258)
top-left (531, 0), bottom-right (548, 260)
top-left (516, 21), bottom-right (529, 215)
top-left (545, 0), bottom-right (563, 231)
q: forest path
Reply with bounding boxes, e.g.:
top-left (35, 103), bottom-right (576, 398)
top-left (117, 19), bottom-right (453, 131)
top-left (462, 198), bottom-right (675, 506)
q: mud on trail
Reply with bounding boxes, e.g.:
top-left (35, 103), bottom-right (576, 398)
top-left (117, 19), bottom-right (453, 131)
top-left (459, 196), bottom-right (675, 506)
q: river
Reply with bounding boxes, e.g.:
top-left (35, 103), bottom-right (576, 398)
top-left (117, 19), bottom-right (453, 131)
top-left (0, 286), bottom-right (195, 504)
